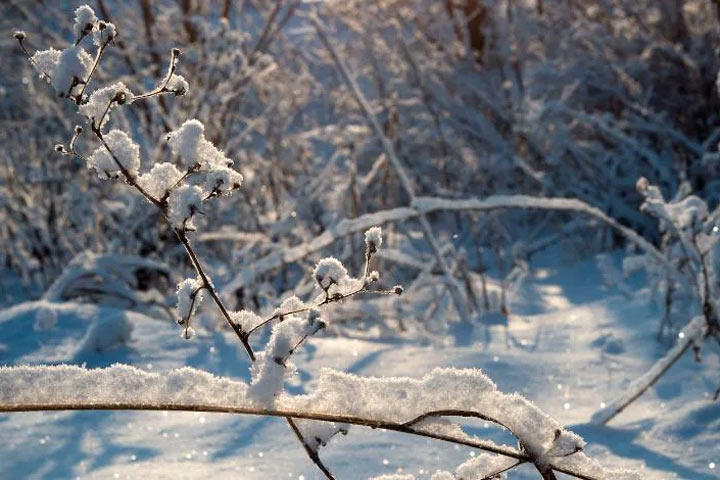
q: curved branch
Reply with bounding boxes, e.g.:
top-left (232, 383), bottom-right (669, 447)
top-left (221, 194), bottom-right (680, 296)
top-left (0, 402), bottom-right (597, 480)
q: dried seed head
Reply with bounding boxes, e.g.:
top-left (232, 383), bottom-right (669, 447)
top-left (54, 144), bottom-right (65, 153)
top-left (13, 31), bottom-right (26, 41)
top-left (74, 125), bottom-right (83, 135)
top-left (113, 91), bottom-right (127, 105)
top-left (393, 285), bottom-right (403, 295)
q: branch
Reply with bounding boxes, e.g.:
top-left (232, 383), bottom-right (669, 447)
top-left (0, 402), bottom-right (600, 480)
top-left (591, 316), bottom-right (708, 425)
top-left (221, 194), bottom-right (683, 296)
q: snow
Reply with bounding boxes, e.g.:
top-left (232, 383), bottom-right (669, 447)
top-left (365, 226), bottom-right (383, 252)
top-left (30, 48), bottom-right (60, 83)
top-left (30, 46), bottom-right (92, 95)
top-left (86, 129), bottom-right (140, 179)
top-left (136, 162), bottom-right (184, 200)
top-left (72, 5), bottom-right (97, 40)
top-left (166, 74), bottom-right (189, 96)
top-left (202, 166), bottom-right (243, 195)
top-left (78, 82), bottom-right (133, 129)
top-left (93, 21), bottom-right (117, 47)
top-left (0, 364), bottom-right (249, 407)
top-left (166, 119), bottom-right (233, 169)
top-left (167, 185), bottom-right (205, 230)
top-left (76, 313), bottom-right (133, 354)
top-left (313, 257), bottom-right (349, 289)
top-left (176, 277), bottom-right (204, 325)
top-left (248, 311), bottom-right (325, 405)
top-left (454, 453), bottom-right (515, 479)
top-left (0, 254), bottom-right (713, 479)
top-left (53, 46), bottom-right (92, 96)
top-left (33, 306), bottom-right (57, 332)
top-left (230, 310), bottom-right (263, 332)
top-left (591, 315), bottom-right (708, 425)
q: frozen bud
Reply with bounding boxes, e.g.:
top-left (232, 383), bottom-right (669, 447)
top-left (368, 270), bottom-right (379, 283)
top-left (182, 326), bottom-right (196, 340)
top-left (13, 31), bottom-right (26, 41)
top-left (172, 48), bottom-right (181, 57)
top-left (393, 285), bottom-right (403, 295)
top-left (636, 176), bottom-right (649, 195)
top-left (113, 91), bottom-right (127, 105)
top-left (364, 226), bottom-right (382, 253)
top-left (54, 144), bottom-right (65, 153)
top-left (97, 20), bottom-right (106, 30)
top-left (74, 125), bottom-right (83, 135)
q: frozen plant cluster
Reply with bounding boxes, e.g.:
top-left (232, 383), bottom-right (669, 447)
top-left (6, 3), bottom-right (659, 479)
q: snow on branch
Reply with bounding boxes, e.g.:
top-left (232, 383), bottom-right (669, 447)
top-left (222, 193), bottom-right (682, 297)
top-left (0, 364), bottom-right (638, 480)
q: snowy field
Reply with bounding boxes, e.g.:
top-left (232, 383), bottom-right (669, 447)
top-left (1, 250), bottom-right (718, 480)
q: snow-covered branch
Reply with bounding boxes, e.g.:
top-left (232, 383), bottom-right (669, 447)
top-left (0, 364), bottom-right (639, 480)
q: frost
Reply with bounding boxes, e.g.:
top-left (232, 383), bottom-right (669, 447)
top-left (176, 277), bottom-right (203, 325)
top-left (364, 226), bottom-right (383, 252)
top-left (53, 46), bottom-right (92, 96)
top-left (78, 82), bottom-right (133, 129)
top-left (166, 119), bottom-right (232, 169)
top-left (313, 257), bottom-right (349, 289)
top-left (73, 5), bottom-right (97, 40)
top-left (168, 185), bottom-right (205, 230)
top-left (230, 310), bottom-right (263, 332)
top-left (87, 130), bottom-right (140, 179)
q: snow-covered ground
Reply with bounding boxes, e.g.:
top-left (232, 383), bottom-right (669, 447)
top-left (0, 253), bottom-right (718, 480)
